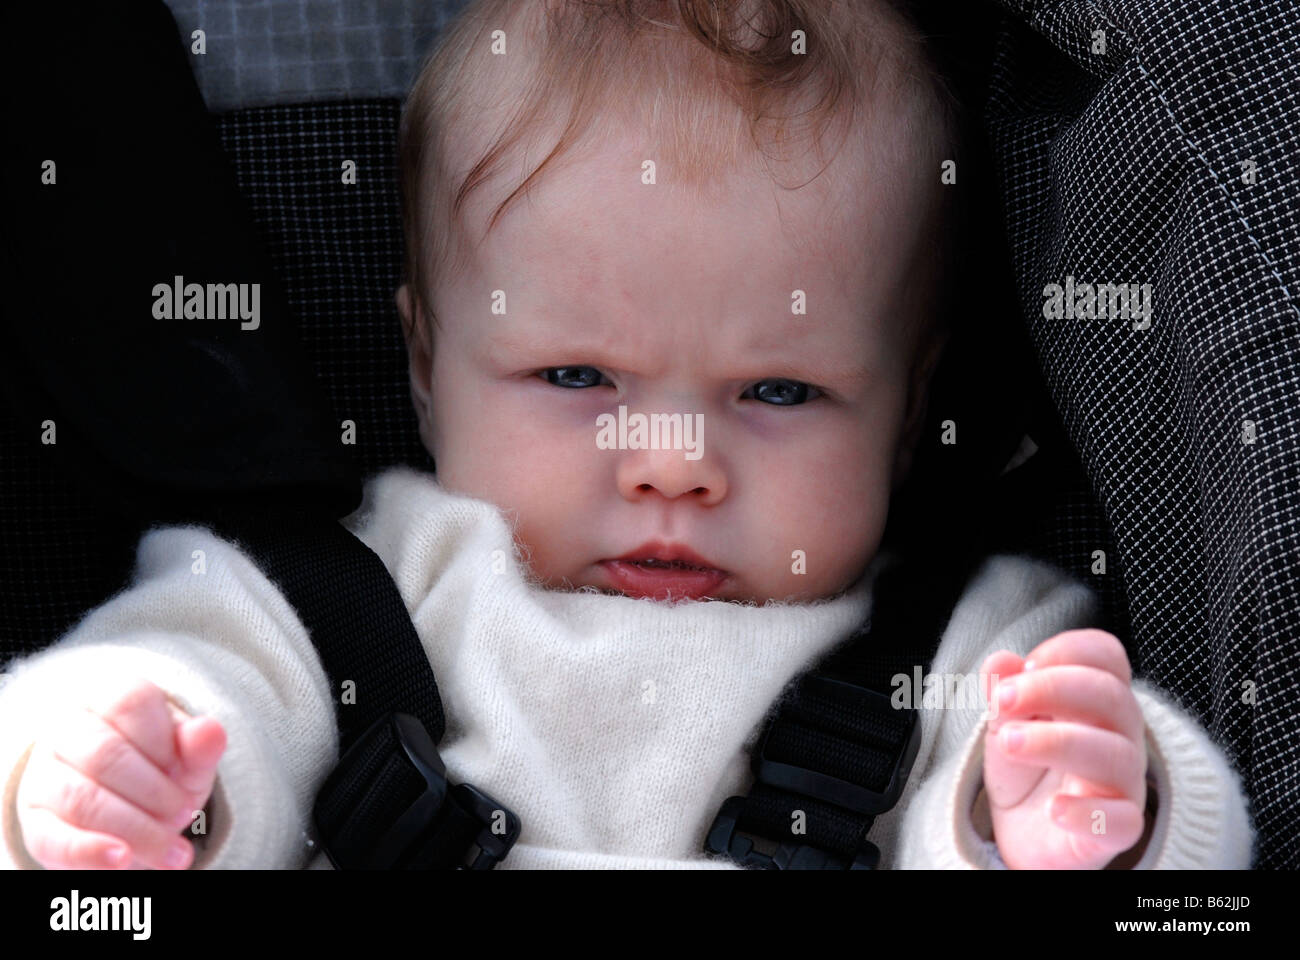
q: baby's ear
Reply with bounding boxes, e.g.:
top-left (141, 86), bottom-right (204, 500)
top-left (396, 284), bottom-right (417, 345)
top-left (397, 284), bottom-right (436, 445)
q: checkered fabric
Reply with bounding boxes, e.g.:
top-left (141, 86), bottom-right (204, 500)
top-left (162, 0), bottom-right (468, 111)
top-left (982, 0), bottom-right (1300, 868)
top-left (210, 99), bottom-right (434, 479)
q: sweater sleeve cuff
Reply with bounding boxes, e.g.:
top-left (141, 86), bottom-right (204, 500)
top-left (952, 718), bottom-right (1010, 868)
top-left (900, 682), bottom-right (1257, 870)
top-left (1126, 680), bottom-right (1255, 869)
top-left (0, 641), bottom-right (312, 870)
top-left (894, 716), bottom-right (1009, 869)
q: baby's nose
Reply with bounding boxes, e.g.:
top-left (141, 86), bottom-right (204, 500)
top-left (615, 446), bottom-right (727, 506)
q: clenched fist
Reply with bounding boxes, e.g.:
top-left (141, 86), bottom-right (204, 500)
top-left (980, 629), bottom-right (1149, 870)
top-left (16, 677), bottom-right (227, 869)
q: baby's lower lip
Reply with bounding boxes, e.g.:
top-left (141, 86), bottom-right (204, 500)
top-left (599, 560), bottom-right (729, 601)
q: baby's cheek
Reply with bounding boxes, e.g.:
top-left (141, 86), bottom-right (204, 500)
top-left (762, 451), bottom-right (889, 594)
top-left (505, 472), bottom-right (602, 582)
top-left (438, 392), bottom-right (561, 488)
top-left (776, 502), bottom-right (881, 596)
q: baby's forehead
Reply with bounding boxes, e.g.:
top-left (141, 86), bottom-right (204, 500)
top-left (451, 129), bottom-right (930, 336)
top-left (442, 206), bottom-right (907, 393)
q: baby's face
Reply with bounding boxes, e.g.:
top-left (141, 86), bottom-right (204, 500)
top-left (402, 131), bottom-right (941, 603)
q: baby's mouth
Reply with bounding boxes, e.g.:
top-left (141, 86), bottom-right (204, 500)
top-left (623, 557), bottom-right (710, 571)
top-left (599, 545), bottom-right (730, 601)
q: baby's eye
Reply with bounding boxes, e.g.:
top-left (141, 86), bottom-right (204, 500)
top-left (538, 366), bottom-right (612, 388)
top-left (742, 378), bottom-right (821, 405)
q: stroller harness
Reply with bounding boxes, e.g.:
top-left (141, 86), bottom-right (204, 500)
top-left (212, 509), bottom-right (977, 871)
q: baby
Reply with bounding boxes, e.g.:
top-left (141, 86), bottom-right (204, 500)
top-left (0, 0), bottom-right (1252, 870)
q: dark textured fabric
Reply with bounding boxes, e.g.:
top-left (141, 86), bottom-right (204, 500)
top-left (212, 99), bottom-right (434, 482)
top-left (0, 0), bottom-right (361, 663)
top-left (982, 0), bottom-right (1300, 868)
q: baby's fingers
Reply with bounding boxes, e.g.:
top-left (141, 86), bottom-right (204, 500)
top-left (167, 709), bottom-right (226, 801)
top-left (980, 650), bottom-right (1026, 703)
top-left (52, 707), bottom-right (198, 829)
top-left (87, 679), bottom-right (184, 777)
top-left (1049, 794), bottom-right (1145, 856)
top-left (26, 758), bottom-right (195, 870)
top-left (1022, 630), bottom-right (1132, 686)
top-left (998, 720), bottom-right (1145, 796)
top-left (19, 806), bottom-right (132, 870)
top-left (996, 665), bottom-right (1144, 743)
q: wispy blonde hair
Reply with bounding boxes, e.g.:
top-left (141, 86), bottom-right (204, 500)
top-left (398, 0), bottom-right (959, 340)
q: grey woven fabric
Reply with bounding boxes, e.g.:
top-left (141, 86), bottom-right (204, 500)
top-left (983, 0), bottom-right (1300, 868)
top-left (163, 0), bottom-right (470, 110)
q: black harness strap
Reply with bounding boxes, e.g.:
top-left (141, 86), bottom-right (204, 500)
top-left (206, 510), bottom-right (516, 868)
top-left (207, 511), bottom-right (445, 752)
top-left (706, 550), bottom-right (982, 868)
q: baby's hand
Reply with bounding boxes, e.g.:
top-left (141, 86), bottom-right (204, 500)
top-left (980, 629), bottom-right (1147, 869)
top-left (15, 677), bottom-right (227, 870)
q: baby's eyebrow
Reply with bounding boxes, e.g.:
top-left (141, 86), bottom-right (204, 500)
top-left (488, 327), bottom-right (626, 365)
top-left (487, 317), bottom-right (876, 385)
top-left (755, 360), bottom-right (874, 386)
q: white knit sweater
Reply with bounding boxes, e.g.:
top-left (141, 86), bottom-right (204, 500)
top-left (0, 466), bottom-right (1255, 869)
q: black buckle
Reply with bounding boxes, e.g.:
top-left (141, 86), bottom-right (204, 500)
top-left (705, 797), bottom-right (880, 869)
top-left (449, 782), bottom-right (520, 870)
top-left (315, 713), bottom-right (520, 870)
top-left (703, 678), bottom-right (920, 869)
top-left (754, 680), bottom-right (921, 817)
